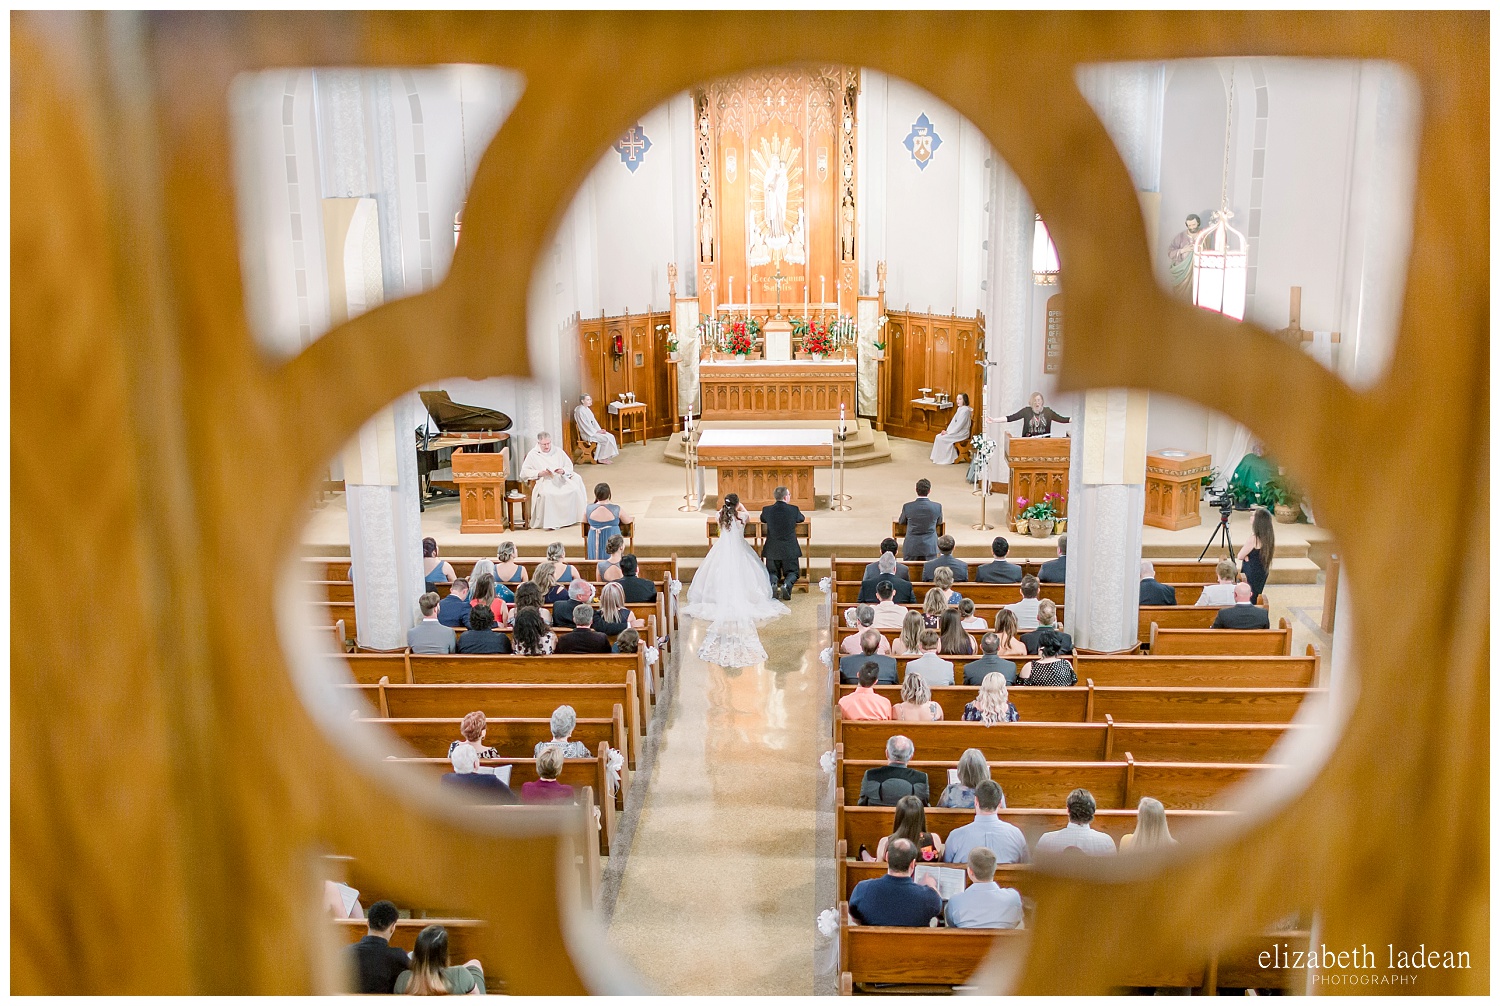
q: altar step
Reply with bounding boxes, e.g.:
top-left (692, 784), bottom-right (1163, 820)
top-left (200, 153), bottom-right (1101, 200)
top-left (661, 418), bottom-right (893, 468)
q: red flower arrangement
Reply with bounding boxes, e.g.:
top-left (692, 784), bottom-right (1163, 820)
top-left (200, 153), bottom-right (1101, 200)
top-left (727, 321), bottom-right (754, 356)
top-left (803, 321), bottom-right (833, 357)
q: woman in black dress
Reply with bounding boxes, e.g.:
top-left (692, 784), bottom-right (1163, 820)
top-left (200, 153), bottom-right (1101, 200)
top-left (1237, 507), bottom-right (1276, 603)
top-left (1006, 391), bottom-right (1071, 437)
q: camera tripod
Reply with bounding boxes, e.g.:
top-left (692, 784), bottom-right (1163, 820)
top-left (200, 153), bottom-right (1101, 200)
top-left (1198, 504), bottom-right (1236, 561)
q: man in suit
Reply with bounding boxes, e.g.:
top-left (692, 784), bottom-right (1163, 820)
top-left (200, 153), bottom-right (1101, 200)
top-left (857, 735), bottom-right (930, 806)
top-left (1211, 582), bottom-right (1272, 629)
top-left (976, 536), bottom-right (1024, 583)
top-left (839, 629), bottom-right (899, 685)
top-left (552, 579), bottom-right (595, 627)
top-left (857, 553), bottom-right (916, 604)
top-left (861, 537), bottom-right (911, 582)
top-left (760, 486), bottom-right (804, 601)
top-left (1020, 600), bottom-right (1074, 655)
top-left (922, 535), bottom-right (969, 582)
top-left (896, 479), bottom-right (943, 561)
top-left (407, 593), bottom-right (455, 654)
top-left (1139, 560), bottom-right (1178, 605)
top-left (616, 554), bottom-right (658, 603)
top-left (964, 632), bottom-right (1018, 685)
top-left (437, 577), bottom-right (472, 628)
top-left (1038, 534), bottom-right (1067, 583)
top-left (555, 605), bottom-right (611, 653)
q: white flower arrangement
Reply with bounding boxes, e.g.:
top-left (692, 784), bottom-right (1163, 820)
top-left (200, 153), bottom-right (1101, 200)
top-left (819, 750), bottom-right (836, 774)
top-left (644, 646), bottom-right (660, 667)
top-left (970, 433), bottom-right (997, 465)
top-left (819, 646), bottom-right (834, 669)
top-left (669, 578), bottom-right (683, 596)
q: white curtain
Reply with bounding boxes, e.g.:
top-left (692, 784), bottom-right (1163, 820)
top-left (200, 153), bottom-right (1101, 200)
top-left (1207, 413), bottom-right (1254, 491)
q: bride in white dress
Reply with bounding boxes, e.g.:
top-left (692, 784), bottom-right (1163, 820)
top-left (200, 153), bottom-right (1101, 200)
top-left (680, 493), bottom-right (790, 666)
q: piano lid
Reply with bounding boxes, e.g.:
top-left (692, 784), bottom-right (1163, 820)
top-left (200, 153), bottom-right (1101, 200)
top-left (419, 390), bottom-right (513, 433)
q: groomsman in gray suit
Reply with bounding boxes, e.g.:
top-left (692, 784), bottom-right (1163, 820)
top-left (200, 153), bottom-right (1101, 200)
top-left (896, 479), bottom-right (943, 561)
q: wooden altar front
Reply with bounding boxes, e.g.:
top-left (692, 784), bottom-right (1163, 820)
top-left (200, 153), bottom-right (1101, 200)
top-left (695, 429), bottom-right (833, 509)
top-left (1005, 434), bottom-right (1070, 523)
top-left (698, 360), bottom-right (856, 420)
top-left (1144, 450), bottom-right (1212, 530)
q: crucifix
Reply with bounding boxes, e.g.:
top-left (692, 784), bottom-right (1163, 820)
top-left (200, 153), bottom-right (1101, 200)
top-left (759, 266), bottom-right (788, 319)
top-left (1274, 286), bottom-right (1341, 348)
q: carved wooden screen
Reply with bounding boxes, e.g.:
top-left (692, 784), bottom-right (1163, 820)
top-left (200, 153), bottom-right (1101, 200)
top-left (880, 308), bottom-right (985, 441)
top-left (576, 309), bottom-right (674, 439)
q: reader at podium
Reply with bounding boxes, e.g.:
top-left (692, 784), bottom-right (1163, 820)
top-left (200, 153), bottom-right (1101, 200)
top-left (1006, 392), bottom-right (1070, 437)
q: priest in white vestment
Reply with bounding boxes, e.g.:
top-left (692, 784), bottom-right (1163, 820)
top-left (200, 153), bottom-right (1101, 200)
top-left (929, 393), bottom-right (973, 465)
top-left (521, 432), bottom-right (589, 530)
top-left (573, 395), bottom-right (619, 464)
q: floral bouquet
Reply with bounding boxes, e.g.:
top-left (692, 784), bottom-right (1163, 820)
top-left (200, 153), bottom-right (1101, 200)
top-left (727, 320), bottom-right (754, 356)
top-left (803, 321), bottom-right (834, 357)
top-left (1019, 492), bottom-right (1065, 520)
top-left (657, 322), bottom-right (678, 355)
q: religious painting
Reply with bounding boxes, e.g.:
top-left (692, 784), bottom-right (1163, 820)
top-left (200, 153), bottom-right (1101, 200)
top-left (748, 133), bottom-right (805, 267)
top-left (903, 112), bottom-right (943, 170)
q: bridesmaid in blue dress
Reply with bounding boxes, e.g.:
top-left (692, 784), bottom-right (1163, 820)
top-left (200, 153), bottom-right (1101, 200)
top-left (585, 483), bottom-right (632, 561)
top-left (422, 537), bottom-right (455, 587)
top-left (492, 541), bottom-right (527, 602)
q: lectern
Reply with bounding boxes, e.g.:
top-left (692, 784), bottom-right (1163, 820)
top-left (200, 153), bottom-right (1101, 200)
top-left (452, 448), bottom-right (508, 533)
top-left (1144, 450), bottom-right (1212, 530)
top-left (1005, 434), bottom-right (1070, 524)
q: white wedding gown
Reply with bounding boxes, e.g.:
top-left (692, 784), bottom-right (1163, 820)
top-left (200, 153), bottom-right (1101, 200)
top-left (681, 516), bottom-right (790, 666)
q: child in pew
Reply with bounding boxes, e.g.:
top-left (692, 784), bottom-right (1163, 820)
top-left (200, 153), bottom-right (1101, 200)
top-left (612, 627), bottom-right (641, 655)
top-left (859, 794), bottom-right (945, 863)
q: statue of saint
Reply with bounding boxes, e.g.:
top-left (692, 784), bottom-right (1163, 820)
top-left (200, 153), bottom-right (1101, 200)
top-left (840, 193), bottom-right (856, 260)
top-left (1167, 213), bottom-right (1202, 300)
top-left (762, 155), bottom-right (789, 244)
top-left (699, 193), bottom-right (715, 263)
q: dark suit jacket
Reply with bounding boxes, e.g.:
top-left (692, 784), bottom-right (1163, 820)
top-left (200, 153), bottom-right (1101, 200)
top-left (437, 593), bottom-right (472, 628)
top-left (975, 560), bottom-right (1024, 584)
top-left (457, 630), bottom-right (511, 654)
top-left (857, 764), bottom-right (931, 806)
top-left (897, 498), bottom-right (943, 559)
top-left (552, 598), bottom-right (582, 627)
top-left (347, 934), bottom-right (411, 994)
top-left (857, 576), bottom-right (915, 605)
top-left (555, 628), bottom-right (612, 654)
top-left (759, 500), bottom-right (805, 561)
top-left (923, 554), bottom-right (970, 582)
top-left (1020, 628), bottom-right (1074, 656)
top-left (440, 773), bottom-right (519, 805)
top-left (962, 653), bottom-right (1018, 686)
top-left (839, 652), bottom-right (899, 685)
top-left (618, 575), bottom-right (657, 603)
top-left (1038, 557), bottom-right (1067, 583)
top-left (1211, 603), bottom-right (1271, 629)
top-left (862, 560), bottom-right (911, 582)
top-left (1140, 578), bottom-right (1177, 605)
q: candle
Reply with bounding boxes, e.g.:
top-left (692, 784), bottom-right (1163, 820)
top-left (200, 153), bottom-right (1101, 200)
top-left (820, 276), bottom-right (826, 304)
top-left (728, 277), bottom-right (735, 307)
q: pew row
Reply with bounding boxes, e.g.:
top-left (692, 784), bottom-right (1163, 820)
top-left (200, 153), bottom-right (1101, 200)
top-left (1149, 620), bottom-right (1292, 656)
top-left (832, 651), bottom-right (1322, 689)
top-left (833, 682), bottom-right (1325, 724)
top-left (830, 557), bottom-right (1223, 586)
top-left (307, 553), bottom-right (679, 585)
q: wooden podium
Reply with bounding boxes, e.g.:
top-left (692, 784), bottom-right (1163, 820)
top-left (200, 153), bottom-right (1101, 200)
top-left (451, 448), bottom-right (508, 533)
top-left (1144, 450), bottom-right (1213, 530)
top-left (1004, 434), bottom-right (1070, 523)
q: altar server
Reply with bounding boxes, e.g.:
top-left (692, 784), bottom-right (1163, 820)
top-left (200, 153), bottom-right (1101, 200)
top-left (573, 395), bottom-right (619, 464)
top-left (929, 393), bottom-right (973, 465)
top-left (521, 432), bottom-right (589, 530)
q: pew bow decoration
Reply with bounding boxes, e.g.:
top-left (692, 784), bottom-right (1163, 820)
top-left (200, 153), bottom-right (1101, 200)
top-left (669, 578), bottom-right (682, 596)
top-left (818, 577), bottom-right (832, 593)
top-left (816, 908), bottom-right (839, 938)
top-left (819, 646), bottom-right (833, 670)
top-left (605, 747), bottom-right (625, 795)
top-left (819, 750), bottom-right (836, 775)
top-left (644, 645), bottom-right (660, 667)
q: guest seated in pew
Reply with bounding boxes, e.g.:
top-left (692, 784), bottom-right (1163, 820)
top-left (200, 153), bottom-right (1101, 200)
top-left (1195, 559), bottom-right (1240, 607)
top-left (861, 538), bottom-right (911, 582)
top-left (1038, 534), bottom-right (1067, 583)
top-left (437, 577), bottom-right (471, 629)
top-left (1020, 599), bottom-right (1073, 655)
top-left (468, 559), bottom-right (504, 603)
top-left (848, 838), bottom-right (944, 927)
top-left (1139, 560), bottom-right (1178, 606)
top-left (1210, 582), bottom-right (1272, 629)
top-left (938, 610), bottom-right (976, 656)
top-left (423, 537), bottom-right (457, 588)
top-left (963, 672), bottom-right (1020, 724)
top-left (893, 671), bottom-right (944, 723)
top-left (449, 710), bottom-right (500, 761)
top-left (521, 744), bottom-right (576, 805)
top-left (868, 794), bottom-right (945, 863)
top-left (552, 579), bottom-right (595, 627)
top-left (616, 554), bottom-right (657, 603)
top-left (976, 536), bottom-right (1024, 584)
top-left (921, 588), bottom-right (948, 630)
top-left (932, 567), bottom-right (963, 606)
top-left (938, 748), bottom-right (994, 809)
top-left (493, 540), bottom-right (528, 591)
top-left (441, 744), bottom-right (518, 805)
top-left (858, 553), bottom-right (916, 604)
top-left (546, 541), bottom-right (583, 584)
top-left (890, 611), bottom-right (925, 657)
top-left (345, 899), bottom-right (411, 994)
top-left (839, 661), bottom-right (894, 721)
top-left (964, 633), bottom-right (1019, 686)
top-left (958, 598), bottom-right (987, 632)
top-left (597, 534), bottom-right (627, 582)
top-left (556, 605), bottom-right (611, 654)
top-left (922, 535), bottom-right (969, 583)
top-left (842, 606), bottom-right (891, 656)
top-left (907, 629), bottom-right (956, 688)
top-left (857, 735), bottom-right (930, 806)
top-left (408, 593), bottom-right (456, 654)
top-left (508, 582), bottom-right (552, 627)
top-left (990, 610), bottom-right (1030, 660)
top-left (532, 561), bottom-right (570, 605)
top-left (1036, 788), bottom-right (1117, 856)
top-left (943, 780), bottom-right (1029, 865)
top-left (469, 573), bottom-right (509, 625)
top-left (456, 604), bottom-right (511, 654)
top-left (1005, 576), bottom-right (1043, 630)
top-left (896, 479), bottom-right (944, 562)
top-left (840, 630), bottom-right (898, 685)
top-left (596, 582), bottom-right (644, 636)
top-left (1120, 796), bottom-right (1177, 852)
top-left (612, 627), bottom-right (641, 655)
top-left (1017, 630), bottom-right (1077, 686)
top-left (510, 607), bottom-right (555, 656)
top-left (870, 582), bottom-right (910, 630)
top-left (393, 924), bottom-right (487, 994)
top-left (535, 705), bottom-right (591, 759)
top-left (944, 847), bottom-right (1024, 929)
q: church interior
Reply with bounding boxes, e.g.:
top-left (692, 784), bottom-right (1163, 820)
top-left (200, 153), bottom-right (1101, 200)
top-left (13, 12), bottom-right (1488, 996)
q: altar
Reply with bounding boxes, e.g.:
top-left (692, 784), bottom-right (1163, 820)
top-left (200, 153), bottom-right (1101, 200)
top-left (698, 359), bottom-right (857, 421)
top-left (695, 428), bottom-right (833, 509)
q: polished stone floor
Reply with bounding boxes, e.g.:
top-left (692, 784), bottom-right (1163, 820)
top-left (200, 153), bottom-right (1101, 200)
top-left (605, 591), bottom-right (827, 995)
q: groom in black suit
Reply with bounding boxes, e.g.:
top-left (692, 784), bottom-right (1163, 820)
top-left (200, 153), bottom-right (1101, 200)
top-left (760, 486), bottom-right (804, 601)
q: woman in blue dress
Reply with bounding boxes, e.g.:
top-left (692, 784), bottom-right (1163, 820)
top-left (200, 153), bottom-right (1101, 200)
top-left (585, 483), bottom-right (632, 561)
top-left (493, 541), bottom-right (528, 592)
top-left (422, 537), bottom-right (455, 587)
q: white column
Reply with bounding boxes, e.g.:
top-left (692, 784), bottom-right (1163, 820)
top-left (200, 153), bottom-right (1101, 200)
top-left (983, 156), bottom-right (1034, 484)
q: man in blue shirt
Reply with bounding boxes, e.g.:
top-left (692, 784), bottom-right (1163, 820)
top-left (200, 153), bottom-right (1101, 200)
top-left (944, 847), bottom-right (1024, 929)
top-left (943, 780), bottom-right (1031, 865)
top-left (848, 838), bottom-right (944, 927)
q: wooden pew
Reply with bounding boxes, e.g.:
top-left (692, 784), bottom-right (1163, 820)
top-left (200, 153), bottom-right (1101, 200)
top-left (1138, 599), bottom-right (1268, 641)
top-left (835, 580), bottom-right (1066, 604)
top-left (306, 554), bottom-right (680, 584)
top-left (838, 759), bottom-right (1273, 810)
top-left (364, 712), bottom-right (627, 790)
top-left (342, 679), bottom-right (642, 769)
top-left (838, 841), bottom-right (1037, 901)
top-left (833, 682), bottom-right (1323, 725)
top-left (835, 604), bottom-right (1066, 637)
top-left (1149, 620), bottom-right (1292, 656)
top-left (334, 917), bottom-right (487, 972)
top-left (834, 719), bottom-right (1302, 765)
top-left (830, 556), bottom-right (1221, 587)
top-left (833, 651), bottom-right (1321, 690)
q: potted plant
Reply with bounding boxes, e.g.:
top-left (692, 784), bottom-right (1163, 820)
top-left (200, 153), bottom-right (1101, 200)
top-left (1226, 475), bottom-right (1258, 510)
top-left (1019, 492), bottom-right (1065, 538)
top-left (1260, 474), bottom-right (1303, 523)
top-left (658, 322), bottom-right (679, 362)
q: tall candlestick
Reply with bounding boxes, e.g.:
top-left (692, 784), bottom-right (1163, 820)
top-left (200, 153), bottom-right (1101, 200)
top-left (820, 276), bottom-right (826, 305)
top-left (729, 277), bottom-right (735, 307)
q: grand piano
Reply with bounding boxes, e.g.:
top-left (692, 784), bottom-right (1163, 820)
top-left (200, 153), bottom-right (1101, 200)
top-left (416, 390), bottom-right (512, 508)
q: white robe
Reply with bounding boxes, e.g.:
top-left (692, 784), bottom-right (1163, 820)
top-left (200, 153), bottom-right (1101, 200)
top-left (929, 405), bottom-right (973, 465)
top-left (521, 446), bottom-right (588, 530)
top-left (574, 405), bottom-right (619, 462)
